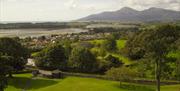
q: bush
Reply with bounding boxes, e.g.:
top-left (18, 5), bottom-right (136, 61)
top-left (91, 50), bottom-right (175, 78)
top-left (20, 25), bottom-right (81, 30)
top-left (106, 67), bottom-right (138, 84)
top-left (105, 54), bottom-right (124, 68)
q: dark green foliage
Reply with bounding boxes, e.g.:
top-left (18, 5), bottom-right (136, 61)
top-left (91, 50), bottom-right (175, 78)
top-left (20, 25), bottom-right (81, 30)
top-left (97, 60), bottom-right (110, 73)
top-left (109, 32), bottom-right (121, 40)
top-left (102, 38), bottom-right (116, 51)
top-left (97, 55), bottom-right (123, 73)
top-left (125, 24), bottom-right (179, 60)
top-left (0, 37), bottom-right (29, 71)
top-left (0, 38), bottom-right (29, 90)
top-left (124, 31), bottom-right (146, 60)
top-left (0, 55), bottom-right (13, 91)
top-left (58, 39), bottom-right (72, 59)
top-left (0, 37), bottom-right (29, 58)
top-left (160, 57), bottom-right (177, 80)
top-left (105, 55), bottom-right (123, 68)
top-left (68, 46), bottom-right (98, 73)
top-left (35, 44), bottom-right (66, 70)
top-left (89, 27), bottom-right (138, 33)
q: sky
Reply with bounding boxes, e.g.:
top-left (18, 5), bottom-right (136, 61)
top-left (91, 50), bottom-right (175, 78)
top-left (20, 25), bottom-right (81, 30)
top-left (0, 0), bottom-right (180, 22)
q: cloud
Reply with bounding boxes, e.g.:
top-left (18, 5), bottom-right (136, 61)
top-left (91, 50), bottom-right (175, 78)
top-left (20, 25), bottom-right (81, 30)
top-left (114, 0), bottom-right (180, 10)
top-left (1, 0), bottom-right (180, 21)
top-left (64, 0), bottom-right (78, 9)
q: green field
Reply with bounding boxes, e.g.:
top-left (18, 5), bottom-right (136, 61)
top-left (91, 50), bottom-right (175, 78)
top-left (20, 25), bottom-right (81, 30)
top-left (116, 40), bottom-right (127, 50)
top-left (5, 74), bottom-right (180, 91)
top-left (89, 39), bottom-right (106, 46)
top-left (89, 39), bottom-right (127, 50)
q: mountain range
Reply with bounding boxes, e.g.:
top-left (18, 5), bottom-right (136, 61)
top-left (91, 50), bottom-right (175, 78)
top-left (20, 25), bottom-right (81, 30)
top-left (78, 7), bottom-right (180, 22)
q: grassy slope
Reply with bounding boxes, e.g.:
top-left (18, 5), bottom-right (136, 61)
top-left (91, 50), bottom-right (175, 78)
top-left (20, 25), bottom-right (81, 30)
top-left (113, 40), bottom-right (132, 65)
top-left (89, 39), bottom-right (126, 49)
top-left (161, 85), bottom-right (180, 91)
top-left (5, 74), bottom-right (180, 91)
top-left (109, 53), bottom-right (132, 65)
top-left (89, 39), bottom-right (132, 65)
top-left (89, 39), bottom-right (106, 46)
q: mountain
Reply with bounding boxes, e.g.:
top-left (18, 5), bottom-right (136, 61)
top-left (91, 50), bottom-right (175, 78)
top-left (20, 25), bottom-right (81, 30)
top-left (78, 7), bottom-right (180, 22)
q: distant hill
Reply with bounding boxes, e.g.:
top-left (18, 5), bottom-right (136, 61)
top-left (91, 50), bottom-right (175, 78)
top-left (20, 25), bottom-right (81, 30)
top-left (78, 7), bottom-right (180, 22)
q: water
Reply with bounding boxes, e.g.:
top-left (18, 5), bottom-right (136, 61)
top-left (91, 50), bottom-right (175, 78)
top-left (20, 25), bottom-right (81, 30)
top-left (0, 28), bottom-right (88, 38)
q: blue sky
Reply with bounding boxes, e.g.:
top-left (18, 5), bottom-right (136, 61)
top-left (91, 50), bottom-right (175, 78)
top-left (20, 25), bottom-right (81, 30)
top-left (0, 0), bottom-right (180, 22)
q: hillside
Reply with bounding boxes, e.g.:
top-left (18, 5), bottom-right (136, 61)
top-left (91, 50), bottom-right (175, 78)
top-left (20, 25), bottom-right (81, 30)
top-left (78, 7), bottom-right (180, 22)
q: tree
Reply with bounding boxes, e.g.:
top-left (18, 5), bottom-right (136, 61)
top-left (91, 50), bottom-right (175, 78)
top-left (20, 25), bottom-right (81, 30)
top-left (106, 66), bottom-right (138, 86)
top-left (109, 32), bottom-right (121, 40)
top-left (0, 37), bottom-right (29, 76)
top-left (57, 39), bottom-right (72, 59)
top-left (102, 38), bottom-right (116, 51)
top-left (125, 24), bottom-right (180, 91)
top-left (68, 46), bottom-right (98, 73)
top-left (35, 43), bottom-right (66, 70)
top-left (175, 39), bottom-right (180, 81)
top-left (124, 31), bottom-right (145, 60)
top-left (0, 55), bottom-right (13, 91)
top-left (143, 25), bottom-right (179, 91)
top-left (134, 58), bottom-right (154, 78)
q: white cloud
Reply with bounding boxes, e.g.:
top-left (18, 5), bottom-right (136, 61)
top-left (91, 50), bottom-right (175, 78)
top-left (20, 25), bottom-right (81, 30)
top-left (64, 0), bottom-right (78, 9)
top-left (114, 0), bottom-right (180, 10)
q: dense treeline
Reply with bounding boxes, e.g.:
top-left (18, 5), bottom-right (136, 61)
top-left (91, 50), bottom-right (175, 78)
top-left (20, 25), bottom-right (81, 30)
top-left (89, 27), bottom-right (139, 33)
top-left (33, 41), bottom-right (123, 73)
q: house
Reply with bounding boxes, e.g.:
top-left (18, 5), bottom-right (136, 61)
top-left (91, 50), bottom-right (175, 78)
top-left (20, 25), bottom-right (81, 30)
top-left (27, 58), bottom-right (36, 67)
